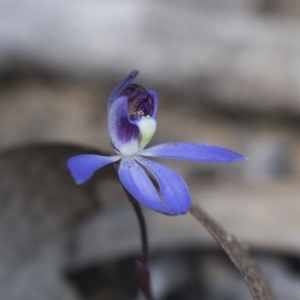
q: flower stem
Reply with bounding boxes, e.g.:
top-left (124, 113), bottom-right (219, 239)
top-left (126, 190), bottom-right (149, 265)
top-left (114, 162), bottom-right (154, 300)
top-left (123, 189), bottom-right (154, 300)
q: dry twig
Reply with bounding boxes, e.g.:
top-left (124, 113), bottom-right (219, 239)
top-left (190, 204), bottom-right (276, 300)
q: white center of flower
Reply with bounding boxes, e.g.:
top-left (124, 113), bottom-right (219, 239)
top-left (137, 116), bottom-right (156, 150)
top-left (118, 140), bottom-right (140, 156)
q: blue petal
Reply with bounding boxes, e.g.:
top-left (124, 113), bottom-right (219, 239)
top-left (108, 95), bottom-right (140, 154)
top-left (141, 143), bottom-right (247, 163)
top-left (67, 154), bottom-right (120, 184)
top-left (118, 158), bottom-right (172, 214)
top-left (140, 88), bottom-right (159, 120)
top-left (136, 157), bottom-right (191, 215)
top-left (108, 70), bottom-right (139, 109)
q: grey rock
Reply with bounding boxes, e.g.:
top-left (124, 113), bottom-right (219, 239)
top-left (0, 143), bottom-right (112, 300)
top-left (1, 0), bottom-right (300, 114)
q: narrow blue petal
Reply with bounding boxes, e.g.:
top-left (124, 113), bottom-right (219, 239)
top-left (136, 157), bottom-right (191, 215)
top-left (141, 143), bottom-right (247, 163)
top-left (67, 154), bottom-right (120, 184)
top-left (108, 70), bottom-right (139, 109)
top-left (118, 158), bottom-right (171, 214)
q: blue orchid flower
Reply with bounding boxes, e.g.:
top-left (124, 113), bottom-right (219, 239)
top-left (67, 70), bottom-right (246, 215)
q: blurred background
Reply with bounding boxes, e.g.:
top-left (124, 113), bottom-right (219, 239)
top-left (1, 0), bottom-right (300, 299)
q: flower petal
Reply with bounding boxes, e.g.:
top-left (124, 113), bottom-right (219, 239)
top-left (108, 95), bottom-right (140, 155)
top-left (136, 117), bottom-right (157, 150)
top-left (146, 89), bottom-right (159, 117)
top-left (141, 143), bottom-right (247, 163)
top-left (107, 73), bottom-right (159, 155)
top-left (136, 157), bottom-right (191, 215)
top-left (67, 154), bottom-right (120, 184)
top-left (118, 158), bottom-right (171, 214)
top-left (108, 70), bottom-right (139, 109)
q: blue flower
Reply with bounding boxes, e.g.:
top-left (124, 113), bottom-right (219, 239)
top-left (67, 70), bottom-right (246, 215)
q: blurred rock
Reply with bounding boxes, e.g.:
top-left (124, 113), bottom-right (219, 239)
top-left (243, 130), bottom-right (291, 181)
top-left (261, 0), bottom-right (300, 17)
top-left (1, 0), bottom-right (300, 115)
top-left (0, 1), bottom-right (300, 298)
top-left (0, 79), bottom-right (111, 150)
top-left (70, 178), bottom-right (300, 269)
top-left (69, 249), bottom-right (300, 300)
top-left (0, 143), bottom-right (113, 300)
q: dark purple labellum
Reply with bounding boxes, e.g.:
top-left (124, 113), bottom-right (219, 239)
top-left (120, 84), bottom-right (155, 121)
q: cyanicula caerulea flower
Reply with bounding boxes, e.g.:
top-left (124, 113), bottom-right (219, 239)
top-left (67, 70), bottom-right (246, 215)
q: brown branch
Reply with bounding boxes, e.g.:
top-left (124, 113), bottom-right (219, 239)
top-left (190, 204), bottom-right (276, 300)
